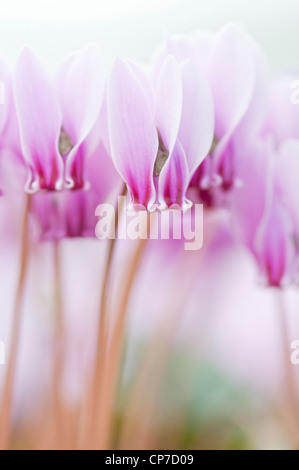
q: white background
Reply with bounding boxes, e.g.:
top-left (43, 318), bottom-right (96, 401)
top-left (0, 0), bottom-right (298, 72)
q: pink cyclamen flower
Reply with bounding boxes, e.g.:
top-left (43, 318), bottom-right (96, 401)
top-left (151, 24), bottom-right (268, 206)
top-left (107, 55), bottom-right (214, 211)
top-left (232, 139), bottom-right (296, 287)
top-left (13, 44), bottom-right (105, 193)
top-left (261, 76), bottom-right (299, 277)
top-left (31, 140), bottom-right (120, 240)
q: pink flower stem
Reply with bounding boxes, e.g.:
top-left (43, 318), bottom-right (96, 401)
top-left (51, 240), bottom-right (69, 449)
top-left (0, 195), bottom-right (31, 450)
top-left (94, 233), bottom-right (148, 450)
top-left (276, 289), bottom-right (299, 448)
top-left (77, 184), bottom-right (127, 449)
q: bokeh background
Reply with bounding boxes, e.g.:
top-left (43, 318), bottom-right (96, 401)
top-left (0, 0), bottom-right (299, 72)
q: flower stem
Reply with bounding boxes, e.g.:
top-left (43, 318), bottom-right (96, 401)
top-left (276, 289), bottom-right (299, 447)
top-left (0, 195), bottom-right (31, 450)
top-left (94, 232), bottom-right (148, 449)
top-left (77, 184), bottom-right (126, 449)
top-left (52, 240), bottom-right (67, 449)
top-left (94, 184), bottom-right (127, 400)
top-left (119, 249), bottom-right (204, 449)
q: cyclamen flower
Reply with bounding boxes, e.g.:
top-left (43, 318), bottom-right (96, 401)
top-left (232, 73), bottom-right (299, 287)
top-left (31, 140), bottom-right (120, 240)
top-left (13, 44), bottom-right (105, 193)
top-left (261, 77), bottom-right (299, 278)
top-left (151, 24), bottom-right (268, 206)
top-left (107, 55), bottom-right (214, 211)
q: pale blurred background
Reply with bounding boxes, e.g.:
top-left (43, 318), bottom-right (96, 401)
top-left (0, 0), bottom-right (298, 72)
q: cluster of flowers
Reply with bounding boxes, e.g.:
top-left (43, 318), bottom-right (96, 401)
top-left (0, 24), bottom-right (298, 287)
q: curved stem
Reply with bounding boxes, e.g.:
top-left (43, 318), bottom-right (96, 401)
top-left (94, 233), bottom-right (148, 449)
top-left (119, 249), bottom-right (204, 449)
top-left (52, 240), bottom-right (66, 449)
top-left (276, 289), bottom-right (299, 447)
top-left (0, 195), bottom-right (31, 450)
top-left (94, 184), bottom-right (127, 395)
top-left (77, 184), bottom-right (126, 449)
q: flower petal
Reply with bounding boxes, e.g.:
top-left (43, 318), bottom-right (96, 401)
top-left (231, 140), bottom-right (271, 255)
top-left (208, 25), bottom-right (266, 190)
top-left (13, 47), bottom-right (63, 192)
top-left (178, 59), bottom-right (214, 176)
top-left (259, 203), bottom-right (293, 287)
top-left (107, 59), bottom-right (158, 210)
top-left (159, 139), bottom-right (191, 210)
top-left (54, 44), bottom-right (106, 189)
top-left (263, 77), bottom-right (299, 144)
top-left (127, 60), bottom-right (155, 116)
top-left (154, 55), bottom-right (182, 157)
top-left (208, 24), bottom-right (257, 141)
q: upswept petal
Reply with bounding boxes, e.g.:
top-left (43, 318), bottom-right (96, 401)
top-left (178, 59), bottom-right (214, 176)
top-left (259, 203), bottom-right (293, 287)
top-left (54, 44), bottom-right (106, 189)
top-left (31, 141), bottom-right (120, 240)
top-left (154, 55), bottom-right (182, 158)
top-left (13, 47), bottom-right (63, 192)
top-left (234, 41), bottom-right (269, 144)
top-left (275, 139), bottom-right (299, 241)
top-left (158, 139), bottom-right (191, 210)
top-left (127, 61), bottom-right (155, 116)
top-left (231, 139), bottom-right (271, 255)
top-left (207, 24), bottom-right (257, 142)
top-left (107, 59), bottom-right (158, 210)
